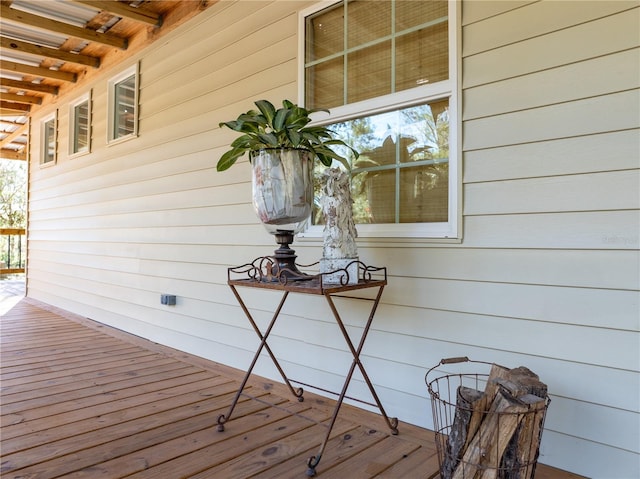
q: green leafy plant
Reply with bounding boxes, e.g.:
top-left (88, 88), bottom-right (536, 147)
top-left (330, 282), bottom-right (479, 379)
top-left (216, 99), bottom-right (358, 171)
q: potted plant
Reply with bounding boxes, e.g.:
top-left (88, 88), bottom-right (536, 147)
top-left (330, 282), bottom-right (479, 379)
top-left (217, 99), bottom-right (358, 279)
top-left (217, 99), bottom-right (356, 172)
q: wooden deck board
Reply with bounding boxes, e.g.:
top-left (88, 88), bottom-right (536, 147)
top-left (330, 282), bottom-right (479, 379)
top-left (1, 299), bottom-right (584, 479)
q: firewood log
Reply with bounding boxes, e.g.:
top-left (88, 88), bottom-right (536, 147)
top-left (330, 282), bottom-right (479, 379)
top-left (464, 363), bottom-right (510, 451)
top-left (498, 368), bottom-right (548, 479)
top-left (442, 386), bottom-right (484, 478)
top-left (452, 387), bottom-right (528, 479)
top-left (444, 364), bottom-right (548, 479)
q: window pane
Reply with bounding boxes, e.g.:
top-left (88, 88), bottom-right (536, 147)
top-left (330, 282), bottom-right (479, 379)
top-left (306, 3), bottom-right (344, 62)
top-left (313, 100), bottom-right (449, 225)
top-left (73, 101), bottom-right (89, 153)
top-left (347, 41), bottom-right (391, 104)
top-left (352, 168), bottom-right (396, 223)
top-left (396, 21), bottom-right (448, 91)
top-left (44, 119), bottom-right (55, 163)
top-left (399, 100), bottom-right (449, 163)
top-left (396, 0), bottom-right (447, 32)
top-left (306, 57), bottom-right (344, 110)
top-left (399, 163), bottom-right (448, 223)
top-left (347, 0), bottom-right (390, 49)
top-left (114, 74), bottom-right (135, 139)
top-left (306, 1), bottom-right (449, 110)
top-left (399, 100), bottom-right (450, 223)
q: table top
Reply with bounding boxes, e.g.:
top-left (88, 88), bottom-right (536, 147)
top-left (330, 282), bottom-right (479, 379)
top-left (227, 257), bottom-right (387, 295)
top-left (228, 277), bottom-right (386, 294)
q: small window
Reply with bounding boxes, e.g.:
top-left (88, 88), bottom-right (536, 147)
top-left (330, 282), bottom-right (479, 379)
top-left (69, 91), bottom-right (91, 156)
top-left (107, 64), bottom-right (138, 143)
top-left (41, 112), bottom-right (57, 166)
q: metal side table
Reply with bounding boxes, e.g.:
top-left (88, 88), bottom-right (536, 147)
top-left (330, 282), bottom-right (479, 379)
top-left (217, 258), bottom-right (398, 477)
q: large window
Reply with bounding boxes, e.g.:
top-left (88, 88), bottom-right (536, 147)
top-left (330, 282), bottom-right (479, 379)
top-left (107, 64), bottom-right (138, 143)
top-left (300, 0), bottom-right (458, 239)
top-left (69, 91), bottom-right (91, 156)
top-left (40, 112), bottom-right (57, 166)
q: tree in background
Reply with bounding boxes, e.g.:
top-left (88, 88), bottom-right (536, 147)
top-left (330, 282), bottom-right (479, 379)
top-left (0, 159), bottom-right (27, 269)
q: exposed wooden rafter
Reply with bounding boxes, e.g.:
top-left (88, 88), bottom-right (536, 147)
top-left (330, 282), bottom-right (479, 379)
top-left (73, 1), bottom-right (163, 27)
top-left (0, 4), bottom-right (128, 50)
top-left (0, 101), bottom-right (30, 113)
top-left (0, 118), bottom-right (25, 126)
top-left (0, 148), bottom-right (27, 160)
top-left (0, 118), bottom-right (28, 150)
top-left (0, 36), bottom-right (101, 68)
top-left (0, 92), bottom-right (42, 105)
top-left (0, 59), bottom-right (78, 82)
top-left (0, 78), bottom-right (59, 95)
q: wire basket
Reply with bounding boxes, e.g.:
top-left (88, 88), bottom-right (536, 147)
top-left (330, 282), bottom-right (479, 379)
top-left (425, 357), bottom-right (550, 479)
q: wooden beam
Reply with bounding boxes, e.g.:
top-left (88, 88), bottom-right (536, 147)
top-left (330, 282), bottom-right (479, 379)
top-left (73, 0), bottom-right (162, 27)
top-left (1, 5), bottom-right (128, 50)
top-left (0, 78), bottom-right (59, 95)
top-left (0, 268), bottom-right (25, 274)
top-left (0, 118), bottom-right (25, 126)
top-left (0, 59), bottom-right (77, 82)
top-left (0, 92), bottom-right (42, 105)
top-left (0, 228), bottom-right (26, 235)
top-left (1, 109), bottom-right (23, 115)
top-left (0, 101), bottom-right (31, 113)
top-left (1, 36), bottom-right (100, 68)
top-left (0, 120), bottom-right (28, 149)
top-left (0, 149), bottom-right (27, 161)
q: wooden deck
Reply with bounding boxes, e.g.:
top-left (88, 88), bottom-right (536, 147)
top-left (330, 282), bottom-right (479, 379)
top-left (1, 299), bottom-right (585, 479)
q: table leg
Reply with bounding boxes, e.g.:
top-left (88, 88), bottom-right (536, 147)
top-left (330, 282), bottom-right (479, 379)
top-left (306, 286), bottom-right (398, 477)
top-left (217, 287), bottom-right (303, 432)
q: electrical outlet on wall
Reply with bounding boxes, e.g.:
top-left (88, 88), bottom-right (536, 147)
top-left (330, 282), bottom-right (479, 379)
top-left (161, 294), bottom-right (176, 306)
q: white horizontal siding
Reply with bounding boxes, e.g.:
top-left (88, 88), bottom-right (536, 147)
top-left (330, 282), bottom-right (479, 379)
top-left (463, 210), bottom-right (639, 249)
top-left (462, 7), bottom-right (640, 88)
top-left (28, 240), bottom-right (640, 290)
top-left (463, 48), bottom-right (640, 120)
top-left (465, 170), bottom-right (640, 215)
top-left (24, 1), bottom-right (640, 478)
top-left (463, 89), bottom-right (640, 151)
top-left (142, 9), bottom-right (299, 117)
top-left (464, 130), bottom-right (640, 182)
top-left (460, 2), bottom-right (640, 476)
top-left (461, 0), bottom-right (535, 25)
top-left (462, 0), bottom-right (639, 56)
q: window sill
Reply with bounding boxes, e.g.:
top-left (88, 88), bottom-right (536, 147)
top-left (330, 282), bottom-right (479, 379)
top-left (298, 224), bottom-right (462, 246)
top-left (106, 133), bottom-right (138, 147)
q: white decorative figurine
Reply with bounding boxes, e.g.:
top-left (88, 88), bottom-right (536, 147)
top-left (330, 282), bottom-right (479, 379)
top-left (320, 168), bottom-right (359, 284)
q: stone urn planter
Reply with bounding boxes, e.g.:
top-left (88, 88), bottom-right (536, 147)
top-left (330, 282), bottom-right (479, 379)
top-left (216, 99), bottom-right (359, 280)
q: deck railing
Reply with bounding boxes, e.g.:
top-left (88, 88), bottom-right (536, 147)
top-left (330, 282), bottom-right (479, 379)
top-left (0, 228), bottom-right (26, 274)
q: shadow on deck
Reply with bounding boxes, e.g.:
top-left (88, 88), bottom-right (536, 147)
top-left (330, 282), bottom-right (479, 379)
top-left (1, 299), bottom-right (586, 479)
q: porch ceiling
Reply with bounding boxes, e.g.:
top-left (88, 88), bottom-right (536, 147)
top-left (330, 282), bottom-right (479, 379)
top-left (0, 0), bottom-right (213, 161)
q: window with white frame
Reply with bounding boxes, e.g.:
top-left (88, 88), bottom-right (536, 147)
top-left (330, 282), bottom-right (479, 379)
top-left (300, 0), bottom-right (458, 239)
top-left (107, 64), bottom-right (138, 143)
top-left (40, 111), bottom-right (57, 166)
top-left (69, 91), bottom-right (91, 156)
